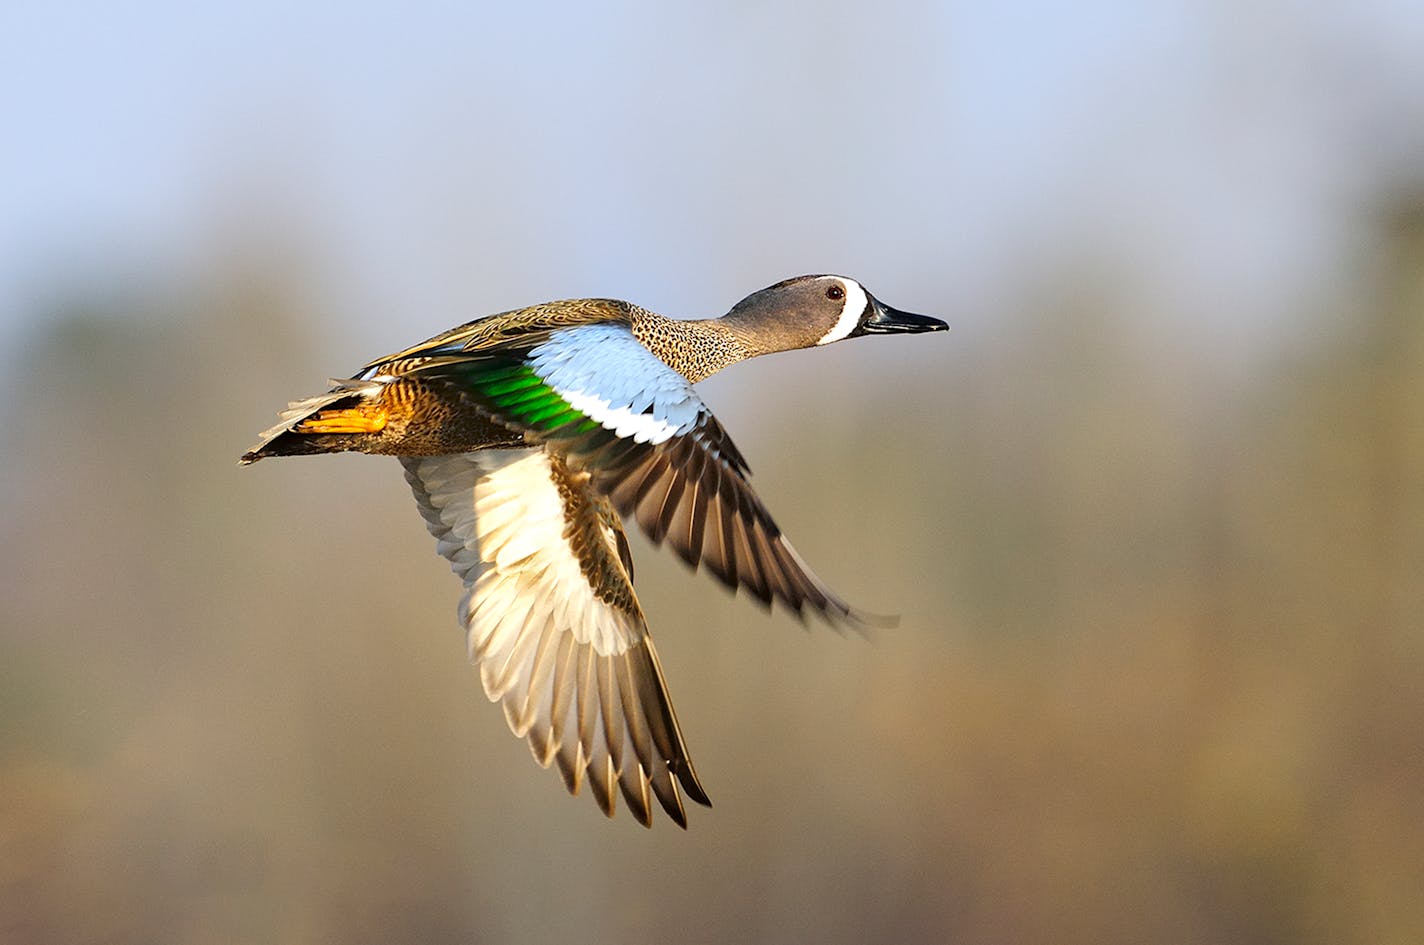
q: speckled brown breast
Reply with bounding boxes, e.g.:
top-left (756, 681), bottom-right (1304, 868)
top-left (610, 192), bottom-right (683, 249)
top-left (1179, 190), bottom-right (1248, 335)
top-left (628, 307), bottom-right (748, 383)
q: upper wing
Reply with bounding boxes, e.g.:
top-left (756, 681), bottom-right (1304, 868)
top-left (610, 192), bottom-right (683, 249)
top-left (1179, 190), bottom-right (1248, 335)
top-left (403, 449), bottom-right (710, 827)
top-left (406, 323), bottom-right (878, 629)
top-left (361, 298), bottom-right (632, 369)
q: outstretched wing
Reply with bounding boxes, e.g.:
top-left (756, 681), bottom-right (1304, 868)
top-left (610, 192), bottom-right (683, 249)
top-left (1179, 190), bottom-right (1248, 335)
top-left (403, 449), bottom-right (710, 827)
top-left (405, 323), bottom-right (880, 629)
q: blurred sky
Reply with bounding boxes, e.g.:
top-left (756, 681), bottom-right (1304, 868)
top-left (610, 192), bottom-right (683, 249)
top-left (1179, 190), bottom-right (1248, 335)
top-left (4, 0), bottom-right (1423, 371)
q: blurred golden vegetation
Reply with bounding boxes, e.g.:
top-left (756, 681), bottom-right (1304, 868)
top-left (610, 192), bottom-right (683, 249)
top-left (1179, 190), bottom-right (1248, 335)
top-left (1, 201), bottom-right (1422, 944)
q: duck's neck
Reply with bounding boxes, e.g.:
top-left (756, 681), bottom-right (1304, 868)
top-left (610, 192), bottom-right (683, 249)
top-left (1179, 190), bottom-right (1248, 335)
top-left (630, 310), bottom-right (754, 383)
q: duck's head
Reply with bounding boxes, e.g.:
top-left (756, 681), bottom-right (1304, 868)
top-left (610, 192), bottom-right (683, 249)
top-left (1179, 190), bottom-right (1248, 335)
top-left (724, 274), bottom-right (947, 354)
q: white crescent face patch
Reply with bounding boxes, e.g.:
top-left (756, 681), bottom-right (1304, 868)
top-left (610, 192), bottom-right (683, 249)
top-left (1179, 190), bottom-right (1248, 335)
top-left (814, 278), bottom-right (870, 346)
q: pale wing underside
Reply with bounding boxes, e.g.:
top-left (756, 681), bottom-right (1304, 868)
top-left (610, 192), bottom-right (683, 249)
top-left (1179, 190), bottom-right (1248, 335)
top-left (402, 450), bottom-right (709, 827)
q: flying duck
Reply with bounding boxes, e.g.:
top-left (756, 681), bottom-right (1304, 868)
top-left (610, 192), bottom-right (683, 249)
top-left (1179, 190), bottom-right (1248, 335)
top-left (241, 274), bottom-right (947, 827)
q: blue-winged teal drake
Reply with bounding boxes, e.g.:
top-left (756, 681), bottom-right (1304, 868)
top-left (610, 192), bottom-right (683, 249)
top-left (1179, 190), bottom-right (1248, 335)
top-left (241, 275), bottom-right (946, 827)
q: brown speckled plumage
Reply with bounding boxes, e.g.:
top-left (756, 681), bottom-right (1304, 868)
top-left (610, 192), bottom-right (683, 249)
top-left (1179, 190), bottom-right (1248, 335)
top-left (627, 307), bottom-right (748, 383)
top-left (375, 298), bottom-right (638, 365)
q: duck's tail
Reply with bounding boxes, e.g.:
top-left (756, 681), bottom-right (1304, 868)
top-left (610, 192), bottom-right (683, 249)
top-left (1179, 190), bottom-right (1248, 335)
top-left (238, 378), bottom-right (386, 465)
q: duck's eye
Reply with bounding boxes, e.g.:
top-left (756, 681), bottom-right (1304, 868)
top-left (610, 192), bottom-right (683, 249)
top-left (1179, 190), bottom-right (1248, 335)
top-left (826, 284), bottom-right (845, 301)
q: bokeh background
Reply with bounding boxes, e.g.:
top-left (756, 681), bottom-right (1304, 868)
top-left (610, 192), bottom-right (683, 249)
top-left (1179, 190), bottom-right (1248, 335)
top-left (3, 3), bottom-right (1423, 943)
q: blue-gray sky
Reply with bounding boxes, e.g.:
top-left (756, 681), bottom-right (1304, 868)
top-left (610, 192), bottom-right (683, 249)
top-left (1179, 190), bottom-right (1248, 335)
top-left (3, 0), bottom-right (1422, 364)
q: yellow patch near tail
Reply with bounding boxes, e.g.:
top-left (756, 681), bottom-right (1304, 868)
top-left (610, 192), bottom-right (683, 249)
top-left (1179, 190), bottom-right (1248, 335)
top-left (296, 407), bottom-right (388, 435)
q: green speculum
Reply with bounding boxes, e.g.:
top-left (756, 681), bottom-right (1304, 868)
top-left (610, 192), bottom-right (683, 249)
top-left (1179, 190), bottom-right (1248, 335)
top-left (462, 362), bottom-right (599, 434)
